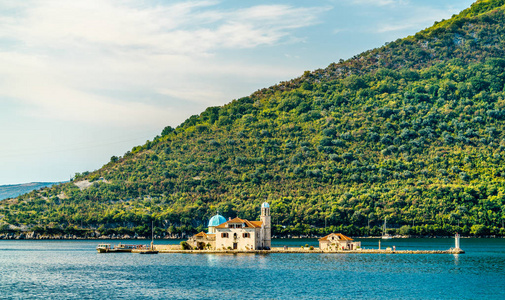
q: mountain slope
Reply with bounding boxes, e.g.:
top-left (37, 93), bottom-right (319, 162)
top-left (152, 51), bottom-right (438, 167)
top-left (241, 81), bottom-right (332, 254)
top-left (1, 0), bottom-right (505, 238)
top-left (0, 183), bottom-right (60, 201)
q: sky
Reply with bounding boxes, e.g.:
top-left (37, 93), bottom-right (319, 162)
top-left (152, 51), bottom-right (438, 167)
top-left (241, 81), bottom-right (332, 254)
top-left (0, 0), bottom-right (475, 185)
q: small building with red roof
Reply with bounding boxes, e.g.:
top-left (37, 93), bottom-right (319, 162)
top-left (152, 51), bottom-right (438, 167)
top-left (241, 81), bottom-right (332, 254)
top-left (318, 233), bottom-right (361, 251)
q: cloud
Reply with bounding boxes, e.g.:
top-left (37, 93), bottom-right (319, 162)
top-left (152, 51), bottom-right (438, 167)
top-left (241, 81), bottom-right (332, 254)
top-left (0, 1), bottom-right (326, 56)
top-left (0, 0), bottom-right (327, 128)
top-left (332, 28), bottom-right (349, 34)
top-left (333, 0), bottom-right (466, 34)
top-left (348, 0), bottom-right (408, 7)
top-left (373, 5), bottom-right (461, 33)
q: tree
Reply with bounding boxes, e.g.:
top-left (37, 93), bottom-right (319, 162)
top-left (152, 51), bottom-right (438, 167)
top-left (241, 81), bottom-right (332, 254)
top-left (161, 126), bottom-right (174, 136)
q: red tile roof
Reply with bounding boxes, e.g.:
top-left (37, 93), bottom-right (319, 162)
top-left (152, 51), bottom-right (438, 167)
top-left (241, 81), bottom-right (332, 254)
top-left (318, 233), bottom-right (354, 241)
top-left (249, 221), bottom-right (263, 227)
top-left (193, 232), bottom-right (215, 238)
top-left (215, 217), bottom-right (263, 229)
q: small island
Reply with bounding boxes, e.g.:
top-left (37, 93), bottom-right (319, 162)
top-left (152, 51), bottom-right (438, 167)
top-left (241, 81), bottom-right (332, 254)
top-left (98, 202), bottom-right (465, 255)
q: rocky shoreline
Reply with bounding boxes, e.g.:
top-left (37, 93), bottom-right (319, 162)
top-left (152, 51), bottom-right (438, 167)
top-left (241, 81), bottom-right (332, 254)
top-left (0, 233), bottom-right (185, 240)
top-left (0, 232), bottom-right (502, 240)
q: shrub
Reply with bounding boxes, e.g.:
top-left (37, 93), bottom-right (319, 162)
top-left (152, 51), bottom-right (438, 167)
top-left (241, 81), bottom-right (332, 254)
top-left (470, 224), bottom-right (489, 236)
top-left (180, 241), bottom-right (192, 250)
top-left (399, 225), bottom-right (412, 236)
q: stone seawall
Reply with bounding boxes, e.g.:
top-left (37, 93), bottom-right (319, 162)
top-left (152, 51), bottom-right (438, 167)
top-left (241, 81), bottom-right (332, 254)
top-left (138, 246), bottom-right (464, 255)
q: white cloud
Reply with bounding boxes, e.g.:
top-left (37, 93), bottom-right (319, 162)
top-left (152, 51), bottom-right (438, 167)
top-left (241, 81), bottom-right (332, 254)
top-left (348, 0), bottom-right (408, 7)
top-left (334, 0), bottom-right (467, 34)
top-left (0, 0), bottom-right (329, 184)
top-left (0, 0), bottom-right (327, 128)
top-left (333, 28), bottom-right (349, 34)
top-left (0, 1), bottom-right (326, 55)
top-left (373, 6), bottom-right (460, 33)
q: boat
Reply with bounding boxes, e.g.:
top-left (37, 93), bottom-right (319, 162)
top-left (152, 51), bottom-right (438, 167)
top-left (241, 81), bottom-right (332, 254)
top-left (96, 243), bottom-right (143, 253)
top-left (116, 243), bottom-right (141, 251)
top-left (96, 243), bottom-right (113, 253)
top-left (382, 217), bottom-right (393, 239)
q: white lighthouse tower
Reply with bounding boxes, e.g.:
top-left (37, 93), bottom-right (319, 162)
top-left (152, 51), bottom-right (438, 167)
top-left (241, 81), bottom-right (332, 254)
top-left (260, 202), bottom-right (271, 249)
top-left (455, 233), bottom-right (461, 251)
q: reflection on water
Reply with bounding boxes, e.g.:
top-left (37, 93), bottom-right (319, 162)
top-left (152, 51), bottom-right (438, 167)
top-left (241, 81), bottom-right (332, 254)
top-left (0, 238), bottom-right (504, 299)
top-left (453, 253), bottom-right (460, 266)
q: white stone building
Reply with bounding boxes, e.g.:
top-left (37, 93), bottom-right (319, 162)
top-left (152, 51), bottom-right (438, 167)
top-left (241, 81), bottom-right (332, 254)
top-left (189, 202), bottom-right (271, 251)
top-left (215, 202), bottom-right (271, 250)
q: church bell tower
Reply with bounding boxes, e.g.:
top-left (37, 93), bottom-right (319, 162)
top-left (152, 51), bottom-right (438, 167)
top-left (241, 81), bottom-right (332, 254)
top-left (260, 202), bottom-right (271, 249)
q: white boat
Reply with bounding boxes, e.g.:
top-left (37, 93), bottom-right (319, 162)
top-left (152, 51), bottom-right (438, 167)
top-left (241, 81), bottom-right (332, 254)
top-left (382, 217), bottom-right (393, 239)
top-left (96, 243), bottom-right (142, 253)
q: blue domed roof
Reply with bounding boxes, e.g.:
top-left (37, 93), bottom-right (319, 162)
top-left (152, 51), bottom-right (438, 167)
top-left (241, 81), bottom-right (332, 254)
top-left (261, 202), bottom-right (270, 208)
top-left (208, 214), bottom-right (226, 227)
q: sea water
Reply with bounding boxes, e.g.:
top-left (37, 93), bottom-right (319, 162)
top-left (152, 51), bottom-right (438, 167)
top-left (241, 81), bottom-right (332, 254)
top-left (0, 238), bottom-right (504, 299)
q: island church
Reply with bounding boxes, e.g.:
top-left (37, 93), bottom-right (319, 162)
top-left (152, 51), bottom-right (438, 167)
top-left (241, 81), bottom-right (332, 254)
top-left (188, 202), bottom-right (271, 250)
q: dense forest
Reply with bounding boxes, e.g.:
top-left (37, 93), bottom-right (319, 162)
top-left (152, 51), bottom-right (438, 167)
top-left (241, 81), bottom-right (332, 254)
top-left (2, 0), bottom-right (505, 238)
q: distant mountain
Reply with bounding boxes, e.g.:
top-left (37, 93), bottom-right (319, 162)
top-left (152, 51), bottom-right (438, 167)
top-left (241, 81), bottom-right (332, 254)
top-left (0, 182), bottom-right (60, 201)
top-left (2, 0), bottom-right (505, 238)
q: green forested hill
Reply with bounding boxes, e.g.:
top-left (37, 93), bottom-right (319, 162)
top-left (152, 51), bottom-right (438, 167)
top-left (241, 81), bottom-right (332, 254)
top-left (2, 0), bottom-right (505, 238)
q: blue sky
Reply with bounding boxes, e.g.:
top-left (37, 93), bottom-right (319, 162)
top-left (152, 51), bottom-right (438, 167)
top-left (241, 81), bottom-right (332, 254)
top-left (0, 0), bottom-right (475, 184)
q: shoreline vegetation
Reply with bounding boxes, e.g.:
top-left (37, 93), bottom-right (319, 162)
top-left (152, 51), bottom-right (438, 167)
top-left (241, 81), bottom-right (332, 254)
top-left (0, 231), bottom-right (502, 240)
top-left (1, 222), bottom-right (504, 240)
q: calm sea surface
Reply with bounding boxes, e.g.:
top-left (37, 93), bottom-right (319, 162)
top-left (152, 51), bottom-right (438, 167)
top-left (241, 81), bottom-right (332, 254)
top-left (0, 238), bottom-right (504, 299)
